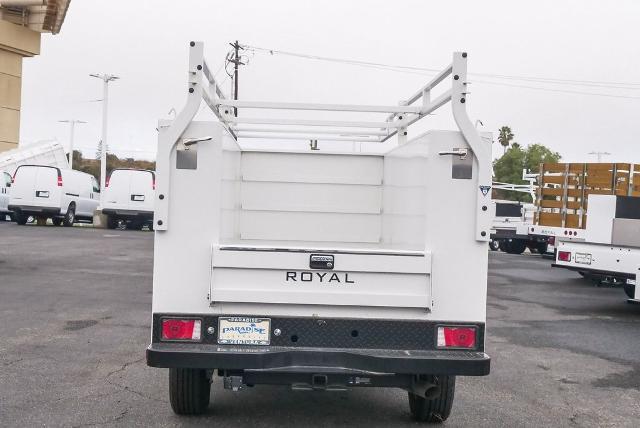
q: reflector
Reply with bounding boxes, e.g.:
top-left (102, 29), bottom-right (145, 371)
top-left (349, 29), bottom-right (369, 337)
top-left (161, 319), bottom-right (201, 341)
top-left (437, 326), bottom-right (476, 349)
top-left (558, 251), bottom-right (571, 262)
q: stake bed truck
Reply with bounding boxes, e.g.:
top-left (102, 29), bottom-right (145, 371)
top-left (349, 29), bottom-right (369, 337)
top-left (147, 42), bottom-right (492, 422)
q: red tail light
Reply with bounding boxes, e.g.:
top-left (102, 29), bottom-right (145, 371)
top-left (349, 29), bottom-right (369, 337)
top-left (105, 176), bottom-right (110, 188)
top-left (11, 170), bottom-right (16, 183)
top-left (437, 326), bottom-right (476, 349)
top-left (57, 174), bottom-right (63, 187)
top-left (558, 251), bottom-right (571, 262)
top-left (152, 177), bottom-right (156, 190)
top-left (161, 318), bottom-right (201, 341)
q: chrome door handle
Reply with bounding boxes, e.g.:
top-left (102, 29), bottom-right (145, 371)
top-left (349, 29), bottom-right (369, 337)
top-left (438, 148), bottom-right (468, 160)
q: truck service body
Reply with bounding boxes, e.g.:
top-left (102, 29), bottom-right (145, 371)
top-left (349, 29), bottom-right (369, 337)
top-left (0, 171), bottom-right (12, 220)
top-left (147, 42), bottom-right (492, 421)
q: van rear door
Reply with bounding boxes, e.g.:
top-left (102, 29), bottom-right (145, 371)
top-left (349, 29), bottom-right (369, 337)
top-left (128, 171), bottom-right (154, 212)
top-left (35, 167), bottom-right (60, 205)
top-left (104, 170), bottom-right (130, 208)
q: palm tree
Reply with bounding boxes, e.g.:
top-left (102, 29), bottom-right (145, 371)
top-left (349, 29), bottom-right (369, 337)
top-left (498, 126), bottom-right (514, 154)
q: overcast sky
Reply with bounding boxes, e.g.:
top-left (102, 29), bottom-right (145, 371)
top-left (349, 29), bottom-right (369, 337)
top-left (19, 0), bottom-right (640, 163)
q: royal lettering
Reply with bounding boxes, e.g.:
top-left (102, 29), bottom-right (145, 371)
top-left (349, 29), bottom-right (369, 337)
top-left (285, 271), bottom-right (355, 284)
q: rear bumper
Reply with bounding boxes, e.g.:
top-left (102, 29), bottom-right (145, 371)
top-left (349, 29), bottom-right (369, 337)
top-left (552, 263), bottom-right (635, 280)
top-left (147, 314), bottom-right (490, 376)
top-left (146, 343), bottom-right (490, 376)
top-left (8, 205), bottom-right (60, 216)
top-left (102, 208), bottom-right (153, 220)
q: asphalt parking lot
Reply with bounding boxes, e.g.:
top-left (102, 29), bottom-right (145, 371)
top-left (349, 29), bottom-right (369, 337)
top-left (1, 223), bottom-right (639, 427)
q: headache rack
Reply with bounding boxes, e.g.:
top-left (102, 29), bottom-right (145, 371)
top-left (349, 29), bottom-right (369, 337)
top-left (155, 41), bottom-right (492, 241)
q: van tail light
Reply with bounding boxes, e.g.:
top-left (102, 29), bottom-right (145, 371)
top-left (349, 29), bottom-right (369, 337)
top-left (437, 326), bottom-right (476, 349)
top-left (161, 318), bottom-right (201, 341)
top-left (558, 251), bottom-right (571, 262)
top-left (11, 170), bottom-right (16, 183)
top-left (152, 177), bottom-right (156, 190)
top-left (105, 176), bottom-right (110, 188)
top-left (57, 173), bottom-right (63, 187)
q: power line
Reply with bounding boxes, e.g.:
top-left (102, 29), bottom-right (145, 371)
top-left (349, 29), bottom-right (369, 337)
top-left (241, 44), bottom-right (640, 91)
top-left (472, 79), bottom-right (640, 100)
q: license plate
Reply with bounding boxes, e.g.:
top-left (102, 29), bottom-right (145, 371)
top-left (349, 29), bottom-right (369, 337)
top-left (132, 195), bottom-right (145, 201)
top-left (36, 191), bottom-right (49, 198)
top-left (218, 317), bottom-right (270, 345)
top-left (575, 252), bottom-right (592, 265)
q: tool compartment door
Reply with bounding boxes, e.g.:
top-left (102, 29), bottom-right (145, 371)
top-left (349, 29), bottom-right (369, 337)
top-left (210, 246), bottom-right (432, 309)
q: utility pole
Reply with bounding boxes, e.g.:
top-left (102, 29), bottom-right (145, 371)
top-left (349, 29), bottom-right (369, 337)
top-left (228, 40), bottom-right (244, 116)
top-left (588, 151), bottom-right (611, 162)
top-left (89, 73), bottom-right (119, 205)
top-left (58, 119), bottom-right (86, 169)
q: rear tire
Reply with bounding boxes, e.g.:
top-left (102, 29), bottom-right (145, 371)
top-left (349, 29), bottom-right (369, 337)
top-left (106, 215), bottom-right (118, 230)
top-left (535, 242), bottom-right (548, 254)
top-left (63, 204), bottom-right (75, 227)
top-left (624, 282), bottom-right (636, 299)
top-left (169, 368), bottom-right (211, 415)
top-left (505, 239), bottom-right (527, 255)
top-left (127, 220), bottom-right (144, 231)
top-left (408, 375), bottom-right (455, 423)
top-left (14, 210), bottom-right (27, 225)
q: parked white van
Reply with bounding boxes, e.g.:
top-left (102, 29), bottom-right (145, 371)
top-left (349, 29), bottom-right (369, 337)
top-left (0, 171), bottom-right (13, 221)
top-left (102, 168), bottom-right (155, 230)
top-left (8, 165), bottom-right (100, 226)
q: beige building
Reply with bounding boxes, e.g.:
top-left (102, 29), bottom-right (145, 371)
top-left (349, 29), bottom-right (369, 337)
top-left (0, 0), bottom-right (70, 153)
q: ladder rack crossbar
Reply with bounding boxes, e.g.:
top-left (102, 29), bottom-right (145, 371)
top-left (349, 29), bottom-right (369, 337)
top-left (231, 126), bottom-right (390, 137)
top-left (218, 99), bottom-right (423, 114)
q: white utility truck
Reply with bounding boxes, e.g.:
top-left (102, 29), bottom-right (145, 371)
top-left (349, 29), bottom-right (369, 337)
top-left (101, 168), bottom-right (155, 230)
top-left (553, 195), bottom-right (640, 303)
top-left (147, 42), bottom-right (492, 422)
top-left (0, 171), bottom-right (13, 221)
top-left (0, 140), bottom-right (69, 175)
top-left (490, 200), bottom-right (549, 254)
top-left (8, 165), bottom-right (100, 226)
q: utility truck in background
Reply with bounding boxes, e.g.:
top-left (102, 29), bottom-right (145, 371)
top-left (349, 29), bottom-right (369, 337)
top-left (146, 42), bottom-right (492, 422)
top-left (553, 194), bottom-right (640, 303)
top-left (0, 171), bottom-right (13, 221)
top-left (489, 173), bottom-right (548, 254)
top-left (0, 140), bottom-right (69, 176)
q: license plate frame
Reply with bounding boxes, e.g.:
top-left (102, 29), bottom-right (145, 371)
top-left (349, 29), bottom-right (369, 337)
top-left (574, 252), bottom-right (592, 265)
top-left (217, 317), bottom-right (271, 345)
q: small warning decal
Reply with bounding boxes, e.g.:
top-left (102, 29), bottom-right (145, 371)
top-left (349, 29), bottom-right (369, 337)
top-left (479, 185), bottom-right (491, 196)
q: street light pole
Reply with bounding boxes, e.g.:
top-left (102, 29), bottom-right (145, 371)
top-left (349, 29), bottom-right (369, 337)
top-left (58, 119), bottom-right (87, 169)
top-left (90, 73), bottom-right (119, 205)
